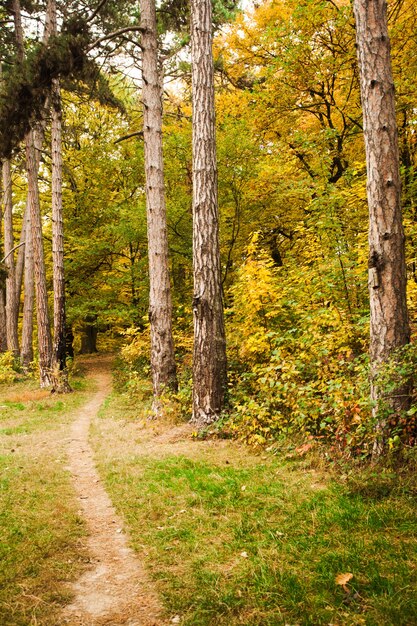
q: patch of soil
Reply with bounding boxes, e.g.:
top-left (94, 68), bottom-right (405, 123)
top-left (62, 356), bottom-right (164, 626)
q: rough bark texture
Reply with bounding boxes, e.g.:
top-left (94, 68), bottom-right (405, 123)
top-left (19, 0), bottom-right (54, 386)
top-left (26, 132), bottom-right (53, 387)
top-left (354, 0), bottom-right (410, 452)
top-left (0, 205), bottom-right (6, 351)
top-left (14, 0), bottom-right (33, 369)
top-left (15, 201), bottom-right (27, 301)
top-left (2, 159), bottom-right (20, 356)
top-left (21, 194), bottom-right (34, 369)
top-left (190, 0), bottom-right (227, 425)
top-left (51, 79), bottom-right (68, 368)
top-left (0, 289), bottom-right (6, 352)
top-left (140, 0), bottom-right (177, 400)
top-left (49, 0), bottom-right (70, 392)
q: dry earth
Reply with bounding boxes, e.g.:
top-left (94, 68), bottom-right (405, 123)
top-left (61, 356), bottom-right (164, 626)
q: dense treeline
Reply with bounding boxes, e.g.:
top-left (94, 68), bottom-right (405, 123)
top-left (1, 0), bottom-right (417, 456)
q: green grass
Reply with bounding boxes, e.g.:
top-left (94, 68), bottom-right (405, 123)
top-left (94, 392), bottom-right (417, 626)
top-left (0, 375), bottom-right (90, 625)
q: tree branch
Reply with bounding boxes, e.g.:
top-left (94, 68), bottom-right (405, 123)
top-left (114, 131), bottom-right (144, 144)
top-left (1, 241), bottom-right (25, 264)
top-left (87, 0), bottom-right (109, 23)
top-left (89, 26), bottom-right (144, 51)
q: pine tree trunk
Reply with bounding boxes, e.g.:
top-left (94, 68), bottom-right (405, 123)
top-left (190, 0), bottom-right (227, 426)
top-left (353, 0), bottom-right (410, 453)
top-left (15, 201), bottom-right (27, 300)
top-left (21, 196), bottom-right (34, 369)
top-left (2, 159), bottom-right (20, 356)
top-left (51, 78), bottom-right (69, 377)
top-left (15, 0), bottom-right (54, 386)
top-left (26, 132), bottom-right (53, 387)
top-left (49, 0), bottom-right (70, 392)
top-left (0, 209), bottom-right (6, 352)
top-left (140, 0), bottom-right (177, 402)
top-left (0, 289), bottom-right (6, 352)
top-left (13, 0), bottom-right (33, 370)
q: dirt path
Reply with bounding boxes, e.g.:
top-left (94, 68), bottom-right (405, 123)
top-left (62, 357), bottom-right (163, 626)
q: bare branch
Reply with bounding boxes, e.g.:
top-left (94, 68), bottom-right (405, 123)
top-left (86, 0), bottom-right (109, 23)
top-left (114, 131), bottom-right (144, 144)
top-left (1, 241), bottom-right (25, 264)
top-left (89, 26), bottom-right (144, 52)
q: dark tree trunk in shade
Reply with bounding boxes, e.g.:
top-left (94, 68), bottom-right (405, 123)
top-left (190, 0), bottom-right (227, 426)
top-left (353, 0), bottom-right (411, 453)
top-left (80, 317), bottom-right (98, 354)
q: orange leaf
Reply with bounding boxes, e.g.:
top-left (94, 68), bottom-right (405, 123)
top-left (335, 572), bottom-right (353, 587)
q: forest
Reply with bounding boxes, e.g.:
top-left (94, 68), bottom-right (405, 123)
top-left (0, 0), bottom-right (417, 624)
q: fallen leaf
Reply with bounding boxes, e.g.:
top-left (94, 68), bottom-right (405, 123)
top-left (296, 442), bottom-right (314, 456)
top-left (335, 572), bottom-right (353, 592)
top-left (335, 572), bottom-right (353, 586)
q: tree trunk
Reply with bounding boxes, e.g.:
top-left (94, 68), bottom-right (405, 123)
top-left (79, 317), bottom-right (98, 354)
top-left (20, 195), bottom-right (34, 369)
top-left (0, 207), bottom-right (6, 352)
top-left (49, 0), bottom-right (71, 392)
top-left (51, 77), bottom-right (70, 389)
top-left (140, 0), bottom-right (177, 403)
top-left (15, 0), bottom-right (54, 386)
top-left (190, 0), bottom-right (227, 426)
top-left (2, 159), bottom-right (20, 356)
top-left (0, 289), bottom-right (6, 352)
top-left (26, 132), bottom-right (53, 387)
top-left (15, 201), bottom-right (27, 301)
top-left (353, 0), bottom-right (410, 454)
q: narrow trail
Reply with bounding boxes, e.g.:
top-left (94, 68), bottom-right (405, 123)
top-left (62, 356), bottom-right (163, 626)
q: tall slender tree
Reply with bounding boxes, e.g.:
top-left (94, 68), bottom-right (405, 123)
top-left (0, 200), bottom-right (6, 353)
top-left (13, 0), bottom-right (53, 385)
top-left (20, 191), bottom-right (34, 369)
top-left (140, 0), bottom-right (177, 404)
top-left (190, 0), bottom-right (227, 425)
top-left (49, 0), bottom-right (71, 391)
top-left (353, 0), bottom-right (410, 453)
top-left (2, 158), bottom-right (19, 356)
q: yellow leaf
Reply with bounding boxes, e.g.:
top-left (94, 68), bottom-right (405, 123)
top-left (335, 572), bottom-right (353, 586)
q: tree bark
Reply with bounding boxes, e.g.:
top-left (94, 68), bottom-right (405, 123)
top-left (190, 0), bottom-right (227, 426)
top-left (140, 0), bottom-right (177, 402)
top-left (26, 132), bottom-right (53, 387)
top-left (0, 208), bottom-right (6, 352)
top-left (15, 0), bottom-right (54, 386)
top-left (353, 0), bottom-right (410, 453)
top-left (20, 193), bottom-right (34, 369)
top-left (0, 289), bottom-right (6, 352)
top-left (15, 201), bottom-right (27, 301)
top-left (2, 159), bottom-right (20, 356)
top-left (49, 0), bottom-right (71, 392)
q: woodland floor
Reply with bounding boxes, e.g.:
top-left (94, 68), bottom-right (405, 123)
top-left (1, 356), bottom-right (416, 625)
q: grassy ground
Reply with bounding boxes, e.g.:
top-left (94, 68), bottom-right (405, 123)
top-left (0, 375), bottom-right (89, 625)
top-left (93, 389), bottom-right (417, 626)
